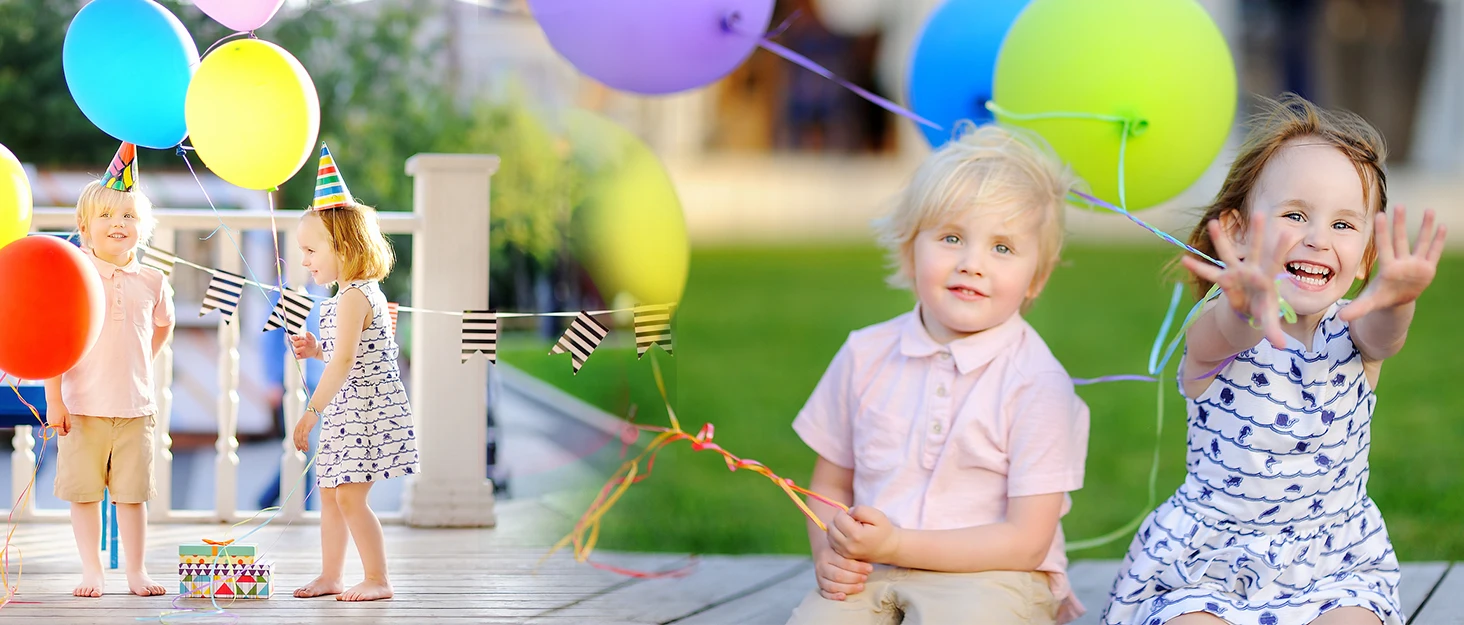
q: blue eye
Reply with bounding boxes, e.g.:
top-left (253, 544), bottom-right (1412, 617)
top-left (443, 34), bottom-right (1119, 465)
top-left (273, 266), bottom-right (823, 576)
top-left (994, 244), bottom-right (1012, 254)
top-left (943, 234), bottom-right (960, 244)
top-left (1332, 221), bottom-right (1354, 231)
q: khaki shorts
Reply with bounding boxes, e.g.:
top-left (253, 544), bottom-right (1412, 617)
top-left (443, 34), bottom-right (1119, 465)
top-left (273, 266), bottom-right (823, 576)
top-left (787, 567), bottom-right (1059, 625)
top-left (54, 415), bottom-right (157, 504)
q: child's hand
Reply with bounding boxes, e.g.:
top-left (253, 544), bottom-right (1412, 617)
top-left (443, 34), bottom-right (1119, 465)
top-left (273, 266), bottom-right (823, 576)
top-left (813, 542), bottom-right (872, 601)
top-left (829, 506), bottom-right (901, 565)
top-left (290, 332), bottom-right (321, 360)
top-left (1182, 217), bottom-right (1299, 348)
top-left (45, 404), bottom-right (71, 436)
top-left (293, 410), bottom-right (317, 452)
top-left (1340, 206), bottom-right (1447, 322)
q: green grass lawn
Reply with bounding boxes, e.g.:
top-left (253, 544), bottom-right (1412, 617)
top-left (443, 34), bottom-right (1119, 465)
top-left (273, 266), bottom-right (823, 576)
top-left (502, 243), bottom-right (1464, 560)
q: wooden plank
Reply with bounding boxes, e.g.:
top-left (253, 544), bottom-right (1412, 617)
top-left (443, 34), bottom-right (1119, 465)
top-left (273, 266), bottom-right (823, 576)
top-left (542, 555), bottom-right (808, 624)
top-left (1399, 561), bottom-right (1450, 618)
top-left (1067, 560), bottom-right (1122, 625)
top-left (1412, 563), bottom-right (1461, 625)
top-left (673, 560), bottom-right (815, 625)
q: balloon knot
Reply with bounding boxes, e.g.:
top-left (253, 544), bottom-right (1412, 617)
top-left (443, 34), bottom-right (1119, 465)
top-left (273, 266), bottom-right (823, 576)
top-left (720, 11), bottom-right (741, 34)
top-left (1125, 117), bottom-right (1150, 138)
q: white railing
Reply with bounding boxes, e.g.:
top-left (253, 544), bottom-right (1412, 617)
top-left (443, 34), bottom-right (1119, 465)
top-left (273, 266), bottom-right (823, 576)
top-left (11, 154), bottom-right (501, 527)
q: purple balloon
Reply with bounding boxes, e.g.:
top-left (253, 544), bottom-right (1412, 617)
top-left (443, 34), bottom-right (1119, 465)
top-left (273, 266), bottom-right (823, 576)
top-left (529, 0), bottom-right (774, 95)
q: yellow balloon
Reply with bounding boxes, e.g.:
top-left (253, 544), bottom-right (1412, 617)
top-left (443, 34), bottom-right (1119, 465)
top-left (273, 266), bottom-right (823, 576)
top-left (0, 143), bottom-right (33, 249)
top-left (565, 110), bottom-right (689, 307)
top-left (186, 39), bottom-right (319, 190)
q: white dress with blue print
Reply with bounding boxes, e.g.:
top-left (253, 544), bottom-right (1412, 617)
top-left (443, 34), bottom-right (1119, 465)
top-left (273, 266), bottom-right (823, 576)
top-left (317, 280), bottom-right (419, 488)
top-left (1103, 302), bottom-right (1402, 625)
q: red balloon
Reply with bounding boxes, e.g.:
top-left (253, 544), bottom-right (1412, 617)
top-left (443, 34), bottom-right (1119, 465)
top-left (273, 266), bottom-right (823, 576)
top-left (0, 236), bottom-right (106, 380)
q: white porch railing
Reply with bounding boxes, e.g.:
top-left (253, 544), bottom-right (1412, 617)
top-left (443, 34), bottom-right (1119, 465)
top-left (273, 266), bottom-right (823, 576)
top-left (11, 154), bottom-right (500, 527)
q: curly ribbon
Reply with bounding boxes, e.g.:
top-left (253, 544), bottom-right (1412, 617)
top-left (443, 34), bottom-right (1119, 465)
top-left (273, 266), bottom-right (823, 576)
top-left (542, 351), bottom-right (849, 577)
top-left (0, 378), bottom-right (53, 608)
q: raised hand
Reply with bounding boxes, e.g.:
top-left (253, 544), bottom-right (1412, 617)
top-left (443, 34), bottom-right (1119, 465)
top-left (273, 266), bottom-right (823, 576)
top-left (290, 332), bottom-right (320, 360)
top-left (1340, 206), bottom-right (1447, 322)
top-left (1182, 215), bottom-right (1299, 348)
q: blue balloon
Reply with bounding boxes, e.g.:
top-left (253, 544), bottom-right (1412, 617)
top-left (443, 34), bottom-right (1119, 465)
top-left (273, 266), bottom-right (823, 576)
top-left (63, 0), bottom-right (198, 149)
top-left (908, 0), bottom-right (1030, 147)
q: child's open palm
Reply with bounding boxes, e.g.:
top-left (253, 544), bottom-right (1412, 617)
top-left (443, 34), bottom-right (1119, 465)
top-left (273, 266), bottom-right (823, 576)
top-left (1182, 216), bottom-right (1300, 348)
top-left (1340, 206), bottom-right (1447, 322)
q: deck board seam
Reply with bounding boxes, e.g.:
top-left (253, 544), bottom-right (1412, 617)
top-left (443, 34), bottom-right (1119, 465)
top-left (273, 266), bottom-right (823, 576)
top-left (661, 559), bottom-right (813, 625)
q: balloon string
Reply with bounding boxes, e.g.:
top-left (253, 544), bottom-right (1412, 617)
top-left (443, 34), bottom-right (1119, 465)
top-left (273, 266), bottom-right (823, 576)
top-left (198, 31), bottom-right (254, 63)
top-left (720, 11), bottom-right (940, 130)
top-left (0, 377), bottom-right (52, 609)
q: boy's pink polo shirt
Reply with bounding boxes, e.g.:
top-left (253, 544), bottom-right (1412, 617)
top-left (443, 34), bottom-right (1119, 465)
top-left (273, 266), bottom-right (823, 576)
top-left (61, 248), bottom-right (175, 419)
top-left (793, 307), bottom-right (1090, 622)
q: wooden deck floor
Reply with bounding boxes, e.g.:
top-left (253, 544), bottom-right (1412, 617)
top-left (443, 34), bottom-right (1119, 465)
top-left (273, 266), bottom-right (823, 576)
top-left (0, 498), bottom-right (1456, 624)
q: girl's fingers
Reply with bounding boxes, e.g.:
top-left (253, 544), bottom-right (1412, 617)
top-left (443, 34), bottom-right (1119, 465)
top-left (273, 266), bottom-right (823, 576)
top-left (1426, 223), bottom-right (1448, 263)
top-left (1391, 205), bottom-right (1409, 260)
top-left (1415, 209), bottom-right (1439, 260)
top-left (1209, 220), bottom-right (1242, 267)
top-left (1182, 255), bottom-right (1224, 283)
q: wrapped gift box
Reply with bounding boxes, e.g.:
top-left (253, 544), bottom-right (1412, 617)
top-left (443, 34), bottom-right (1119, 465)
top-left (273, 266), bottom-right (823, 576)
top-left (178, 543), bottom-right (256, 566)
top-left (178, 560), bottom-right (273, 599)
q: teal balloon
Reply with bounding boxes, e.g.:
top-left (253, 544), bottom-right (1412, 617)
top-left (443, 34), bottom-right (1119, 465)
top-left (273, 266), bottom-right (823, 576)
top-left (992, 0), bottom-right (1236, 210)
top-left (908, 0), bottom-right (1029, 147)
top-left (63, 0), bottom-right (198, 149)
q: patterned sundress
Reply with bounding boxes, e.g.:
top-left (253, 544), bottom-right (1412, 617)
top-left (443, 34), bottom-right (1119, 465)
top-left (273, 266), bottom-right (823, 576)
top-left (1103, 302), bottom-right (1403, 625)
top-left (317, 280), bottom-right (419, 487)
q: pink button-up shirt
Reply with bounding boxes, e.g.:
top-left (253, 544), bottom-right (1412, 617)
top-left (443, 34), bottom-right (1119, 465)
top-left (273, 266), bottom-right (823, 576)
top-left (794, 308), bottom-right (1090, 622)
top-left (61, 249), bottom-right (175, 419)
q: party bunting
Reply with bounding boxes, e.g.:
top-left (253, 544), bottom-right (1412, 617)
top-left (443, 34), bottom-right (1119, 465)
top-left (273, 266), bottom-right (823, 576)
top-left (140, 246), bottom-right (178, 276)
top-left (549, 312), bottom-right (609, 375)
top-left (201, 270), bottom-right (246, 324)
top-left (387, 302), bottom-right (400, 336)
top-left (461, 310), bottom-right (498, 364)
top-left (263, 290), bottom-right (314, 335)
top-left (633, 304), bottom-right (674, 358)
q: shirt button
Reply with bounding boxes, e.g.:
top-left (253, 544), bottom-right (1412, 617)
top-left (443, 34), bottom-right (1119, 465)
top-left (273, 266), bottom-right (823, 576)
top-left (936, 385), bottom-right (948, 398)
top-left (932, 422), bottom-right (943, 434)
top-left (939, 352), bottom-right (951, 360)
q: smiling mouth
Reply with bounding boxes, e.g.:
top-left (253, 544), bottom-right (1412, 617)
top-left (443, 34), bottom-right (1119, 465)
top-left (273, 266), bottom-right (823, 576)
top-left (1285, 261), bottom-right (1333, 289)
top-left (948, 286), bottom-right (985, 299)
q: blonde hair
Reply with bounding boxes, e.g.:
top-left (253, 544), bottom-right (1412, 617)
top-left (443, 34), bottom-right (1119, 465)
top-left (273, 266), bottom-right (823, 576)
top-left (1185, 93), bottom-right (1387, 299)
top-left (305, 203), bottom-right (395, 282)
top-left (75, 180), bottom-right (156, 249)
top-left (873, 123), bottom-right (1078, 304)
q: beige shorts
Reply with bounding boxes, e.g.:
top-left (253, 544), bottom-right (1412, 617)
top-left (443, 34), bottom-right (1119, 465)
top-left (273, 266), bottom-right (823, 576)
top-left (787, 567), bottom-right (1059, 625)
top-left (54, 415), bottom-right (157, 504)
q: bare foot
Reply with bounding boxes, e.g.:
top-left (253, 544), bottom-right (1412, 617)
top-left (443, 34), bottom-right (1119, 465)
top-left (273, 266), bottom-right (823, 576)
top-left (73, 571), bottom-right (104, 597)
top-left (126, 570), bottom-right (167, 597)
top-left (337, 579), bottom-right (392, 601)
top-left (294, 575), bottom-right (345, 598)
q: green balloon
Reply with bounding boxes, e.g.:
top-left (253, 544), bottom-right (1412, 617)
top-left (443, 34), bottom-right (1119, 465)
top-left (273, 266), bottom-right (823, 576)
top-left (992, 0), bottom-right (1236, 210)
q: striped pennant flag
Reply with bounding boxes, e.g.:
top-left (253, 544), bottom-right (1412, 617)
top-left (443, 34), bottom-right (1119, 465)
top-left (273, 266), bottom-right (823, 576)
top-left (549, 312), bottom-right (609, 375)
top-left (387, 302), bottom-right (400, 336)
top-left (263, 290), bottom-right (315, 335)
top-left (200, 270), bottom-right (246, 324)
top-left (140, 246), bottom-right (178, 276)
top-left (461, 311), bottom-right (497, 363)
top-left (633, 304), bottom-right (674, 358)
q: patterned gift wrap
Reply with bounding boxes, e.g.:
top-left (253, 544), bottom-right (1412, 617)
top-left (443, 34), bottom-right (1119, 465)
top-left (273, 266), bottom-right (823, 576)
top-left (178, 543), bottom-right (256, 566)
top-left (178, 561), bottom-right (273, 599)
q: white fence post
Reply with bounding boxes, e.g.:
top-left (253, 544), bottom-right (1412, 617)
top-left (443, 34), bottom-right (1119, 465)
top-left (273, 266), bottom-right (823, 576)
top-left (401, 154), bottom-right (500, 528)
top-left (149, 226), bottom-right (177, 522)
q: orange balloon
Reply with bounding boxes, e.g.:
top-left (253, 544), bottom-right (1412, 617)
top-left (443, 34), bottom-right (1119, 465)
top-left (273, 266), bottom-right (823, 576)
top-left (0, 236), bottom-right (106, 380)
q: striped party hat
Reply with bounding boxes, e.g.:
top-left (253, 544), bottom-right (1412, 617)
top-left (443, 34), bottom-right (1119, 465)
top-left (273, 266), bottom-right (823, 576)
top-left (101, 142), bottom-right (137, 192)
top-left (312, 142), bottom-right (353, 211)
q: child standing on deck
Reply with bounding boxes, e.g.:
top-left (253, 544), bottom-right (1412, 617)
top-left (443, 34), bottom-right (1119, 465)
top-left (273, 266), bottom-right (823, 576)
top-left (47, 143), bottom-right (175, 598)
top-left (289, 143), bottom-right (419, 602)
